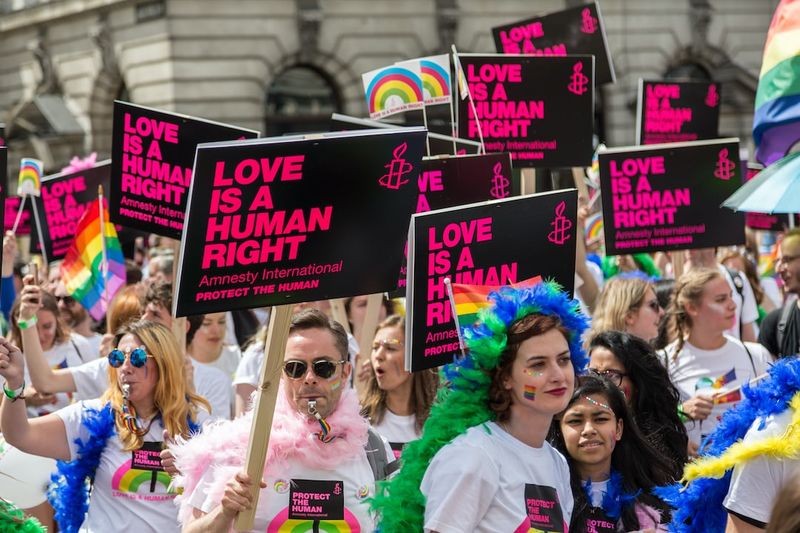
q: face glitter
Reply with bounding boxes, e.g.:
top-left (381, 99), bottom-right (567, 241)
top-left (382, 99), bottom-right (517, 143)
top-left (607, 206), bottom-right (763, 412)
top-left (523, 369), bottom-right (544, 377)
top-left (583, 395), bottom-right (612, 412)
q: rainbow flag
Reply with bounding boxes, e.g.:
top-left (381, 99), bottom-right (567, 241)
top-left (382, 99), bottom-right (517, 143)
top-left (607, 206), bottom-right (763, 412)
top-left (713, 389), bottom-right (742, 405)
top-left (17, 158), bottom-right (43, 196)
top-left (449, 275), bottom-right (542, 330)
top-left (712, 368), bottom-right (737, 389)
top-left (419, 55), bottom-right (451, 105)
top-left (60, 198), bottom-right (126, 321)
top-left (753, 0), bottom-right (800, 165)
top-left (362, 64), bottom-right (424, 119)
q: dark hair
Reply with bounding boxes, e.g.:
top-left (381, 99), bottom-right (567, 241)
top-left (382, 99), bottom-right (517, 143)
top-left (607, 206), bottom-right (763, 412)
top-left (125, 259), bottom-right (143, 284)
top-left (549, 375), bottom-right (673, 531)
top-left (360, 315), bottom-right (439, 432)
top-left (290, 308), bottom-right (349, 361)
top-left (488, 313), bottom-right (572, 422)
top-left (186, 314), bottom-right (205, 346)
top-left (652, 279), bottom-right (675, 350)
top-left (145, 281), bottom-right (172, 310)
top-left (588, 331), bottom-right (688, 479)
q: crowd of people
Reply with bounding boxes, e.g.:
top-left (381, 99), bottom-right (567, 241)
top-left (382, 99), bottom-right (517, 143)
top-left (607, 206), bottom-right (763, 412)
top-left (0, 221), bottom-right (798, 532)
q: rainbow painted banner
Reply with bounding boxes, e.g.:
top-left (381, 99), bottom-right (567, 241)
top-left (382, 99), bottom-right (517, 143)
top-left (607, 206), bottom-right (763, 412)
top-left (17, 158), bottom-right (43, 197)
top-left (60, 197), bottom-right (126, 321)
top-left (362, 64), bottom-right (424, 119)
top-left (418, 55), bottom-right (452, 105)
top-left (450, 275), bottom-right (542, 331)
top-left (753, 0), bottom-right (800, 165)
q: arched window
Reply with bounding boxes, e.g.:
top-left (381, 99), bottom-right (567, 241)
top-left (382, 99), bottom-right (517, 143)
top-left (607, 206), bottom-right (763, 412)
top-left (664, 61), bottom-right (711, 81)
top-left (265, 66), bottom-right (341, 137)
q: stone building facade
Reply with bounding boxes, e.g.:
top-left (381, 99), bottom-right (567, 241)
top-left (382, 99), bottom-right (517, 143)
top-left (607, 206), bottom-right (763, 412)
top-left (0, 0), bottom-right (778, 174)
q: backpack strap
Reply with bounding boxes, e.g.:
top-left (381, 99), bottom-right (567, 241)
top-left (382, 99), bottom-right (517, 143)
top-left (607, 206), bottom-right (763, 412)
top-left (364, 427), bottom-right (397, 481)
top-left (777, 299), bottom-right (796, 356)
top-left (724, 266), bottom-right (746, 338)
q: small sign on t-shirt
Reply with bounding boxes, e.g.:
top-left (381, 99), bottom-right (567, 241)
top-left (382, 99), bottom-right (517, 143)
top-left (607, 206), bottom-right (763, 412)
top-left (524, 484), bottom-right (565, 532)
top-left (289, 479), bottom-right (344, 521)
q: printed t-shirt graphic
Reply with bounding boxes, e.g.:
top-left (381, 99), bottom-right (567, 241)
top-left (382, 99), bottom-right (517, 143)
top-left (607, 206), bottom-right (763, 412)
top-left (268, 478), bottom-right (361, 532)
top-left (514, 484), bottom-right (566, 533)
top-left (111, 441), bottom-right (174, 497)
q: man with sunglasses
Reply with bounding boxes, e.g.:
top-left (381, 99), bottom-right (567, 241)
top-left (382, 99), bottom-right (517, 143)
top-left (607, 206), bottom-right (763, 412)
top-left (173, 308), bottom-right (394, 533)
top-left (53, 282), bottom-right (103, 357)
top-left (759, 228), bottom-right (800, 359)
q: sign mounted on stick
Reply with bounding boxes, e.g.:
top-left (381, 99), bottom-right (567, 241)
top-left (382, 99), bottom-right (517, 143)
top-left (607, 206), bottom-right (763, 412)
top-left (492, 2), bottom-right (615, 85)
top-left (599, 138), bottom-right (745, 256)
top-left (636, 79), bottom-right (721, 145)
top-left (406, 189), bottom-right (577, 372)
top-left (174, 128), bottom-right (427, 317)
top-left (456, 54), bottom-right (594, 168)
top-left (110, 101), bottom-right (259, 240)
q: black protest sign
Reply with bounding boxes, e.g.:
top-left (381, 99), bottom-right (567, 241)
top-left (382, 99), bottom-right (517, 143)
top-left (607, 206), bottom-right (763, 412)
top-left (457, 54), bottom-right (594, 168)
top-left (0, 148), bottom-right (5, 268)
top-left (5, 197), bottom-right (33, 235)
top-left (174, 128), bottom-right (426, 316)
top-left (407, 189), bottom-right (577, 372)
top-left (288, 479), bottom-right (344, 520)
top-left (492, 2), bottom-right (615, 85)
top-left (599, 138), bottom-right (745, 256)
top-left (110, 101), bottom-right (259, 239)
top-left (31, 162), bottom-right (112, 264)
top-left (393, 152), bottom-right (514, 296)
top-left (636, 79), bottom-right (721, 145)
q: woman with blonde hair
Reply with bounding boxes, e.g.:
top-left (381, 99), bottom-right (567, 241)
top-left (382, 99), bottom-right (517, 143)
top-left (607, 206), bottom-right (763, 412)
top-left (360, 315), bottom-right (438, 457)
top-left (0, 315), bottom-right (209, 532)
top-left (590, 275), bottom-right (664, 343)
top-left (662, 267), bottom-right (772, 455)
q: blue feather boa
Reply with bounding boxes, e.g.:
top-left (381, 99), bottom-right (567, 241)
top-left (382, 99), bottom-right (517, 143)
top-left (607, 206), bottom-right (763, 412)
top-left (654, 356), bottom-right (800, 532)
top-left (47, 402), bottom-right (201, 533)
top-left (582, 470), bottom-right (641, 520)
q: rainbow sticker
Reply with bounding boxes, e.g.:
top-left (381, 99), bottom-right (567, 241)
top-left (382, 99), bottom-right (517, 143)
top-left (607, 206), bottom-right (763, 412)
top-left (111, 460), bottom-right (175, 495)
top-left (17, 158), bottom-right (43, 197)
top-left (362, 65), bottom-right (423, 120)
top-left (274, 479), bottom-right (290, 493)
top-left (267, 506), bottom-right (362, 532)
top-left (585, 212), bottom-right (603, 245)
top-left (419, 55), bottom-right (451, 105)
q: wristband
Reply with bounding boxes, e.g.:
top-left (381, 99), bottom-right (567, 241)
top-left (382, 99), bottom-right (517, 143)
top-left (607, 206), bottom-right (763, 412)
top-left (3, 380), bottom-right (25, 401)
top-left (678, 404), bottom-right (690, 423)
top-left (17, 315), bottom-right (38, 330)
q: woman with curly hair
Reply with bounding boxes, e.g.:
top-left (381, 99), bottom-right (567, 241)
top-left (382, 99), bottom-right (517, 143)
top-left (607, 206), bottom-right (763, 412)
top-left (372, 281), bottom-right (589, 533)
top-left (588, 330), bottom-right (688, 480)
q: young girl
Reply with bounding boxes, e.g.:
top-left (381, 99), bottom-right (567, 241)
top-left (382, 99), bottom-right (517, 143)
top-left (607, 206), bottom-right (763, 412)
top-left (359, 315), bottom-right (437, 458)
top-left (550, 375), bottom-right (673, 532)
top-left (663, 268), bottom-right (772, 454)
top-left (373, 281), bottom-right (588, 533)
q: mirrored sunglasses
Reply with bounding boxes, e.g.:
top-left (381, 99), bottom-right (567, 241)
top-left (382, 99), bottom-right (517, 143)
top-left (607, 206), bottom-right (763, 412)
top-left (108, 346), bottom-right (151, 368)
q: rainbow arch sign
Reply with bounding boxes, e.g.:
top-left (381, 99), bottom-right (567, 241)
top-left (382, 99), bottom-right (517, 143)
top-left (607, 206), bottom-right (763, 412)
top-left (362, 65), bottom-right (424, 119)
top-left (419, 55), bottom-right (452, 105)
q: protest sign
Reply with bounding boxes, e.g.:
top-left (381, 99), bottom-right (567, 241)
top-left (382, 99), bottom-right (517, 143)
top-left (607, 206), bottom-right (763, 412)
top-left (636, 79), bottom-right (721, 145)
top-left (393, 152), bottom-right (514, 296)
top-left (406, 189), bottom-right (577, 372)
top-left (0, 147), bottom-right (5, 266)
top-left (173, 128), bottom-right (426, 316)
top-left (492, 2), bottom-right (615, 85)
top-left (4, 197), bottom-right (32, 235)
top-left (457, 54), bottom-right (594, 168)
top-left (31, 161), bottom-right (112, 263)
top-left (743, 163), bottom-right (798, 231)
top-left (599, 138), bottom-right (745, 256)
top-left (0, 124), bottom-right (5, 147)
top-left (110, 101), bottom-right (259, 240)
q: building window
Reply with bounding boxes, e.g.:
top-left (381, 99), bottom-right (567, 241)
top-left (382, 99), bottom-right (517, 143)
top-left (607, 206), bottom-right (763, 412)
top-left (265, 66), bottom-right (341, 137)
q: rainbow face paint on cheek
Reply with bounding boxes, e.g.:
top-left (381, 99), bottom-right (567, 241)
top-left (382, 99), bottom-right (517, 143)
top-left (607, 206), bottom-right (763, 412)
top-left (329, 377), bottom-right (341, 390)
top-left (523, 385), bottom-right (536, 400)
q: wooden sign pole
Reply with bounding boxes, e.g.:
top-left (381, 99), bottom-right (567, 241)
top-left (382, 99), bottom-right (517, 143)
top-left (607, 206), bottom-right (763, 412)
top-left (170, 238), bottom-right (186, 354)
top-left (329, 298), bottom-right (351, 335)
top-left (520, 168), bottom-right (536, 195)
top-left (234, 304), bottom-right (293, 531)
top-left (353, 293), bottom-right (383, 397)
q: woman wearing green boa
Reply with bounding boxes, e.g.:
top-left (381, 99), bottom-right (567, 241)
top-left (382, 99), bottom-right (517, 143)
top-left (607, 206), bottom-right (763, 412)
top-left (371, 281), bottom-right (589, 532)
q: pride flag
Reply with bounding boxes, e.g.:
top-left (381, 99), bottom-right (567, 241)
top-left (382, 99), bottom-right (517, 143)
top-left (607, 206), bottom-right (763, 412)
top-left (753, 0), bottom-right (800, 165)
top-left (17, 158), bottom-right (43, 196)
top-left (449, 275), bottom-right (542, 330)
top-left (712, 367), bottom-right (737, 389)
top-left (60, 198), bottom-right (126, 321)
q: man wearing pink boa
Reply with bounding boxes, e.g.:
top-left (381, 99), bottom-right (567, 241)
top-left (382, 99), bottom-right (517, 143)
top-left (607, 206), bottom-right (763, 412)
top-left (170, 309), bottom-right (392, 533)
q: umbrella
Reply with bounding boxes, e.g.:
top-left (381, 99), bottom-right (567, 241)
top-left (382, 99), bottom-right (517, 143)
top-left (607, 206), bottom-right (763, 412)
top-left (722, 151), bottom-right (800, 214)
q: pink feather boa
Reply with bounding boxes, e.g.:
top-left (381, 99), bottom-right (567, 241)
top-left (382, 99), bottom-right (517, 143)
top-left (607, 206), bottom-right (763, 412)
top-left (170, 385), bottom-right (368, 524)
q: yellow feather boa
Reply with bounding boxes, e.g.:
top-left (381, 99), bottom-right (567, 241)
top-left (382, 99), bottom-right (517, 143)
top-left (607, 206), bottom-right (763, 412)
top-left (683, 390), bottom-right (800, 482)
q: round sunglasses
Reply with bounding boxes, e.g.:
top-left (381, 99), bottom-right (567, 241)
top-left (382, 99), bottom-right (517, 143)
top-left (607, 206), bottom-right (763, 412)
top-left (283, 359), bottom-right (345, 380)
top-left (108, 346), bottom-right (152, 368)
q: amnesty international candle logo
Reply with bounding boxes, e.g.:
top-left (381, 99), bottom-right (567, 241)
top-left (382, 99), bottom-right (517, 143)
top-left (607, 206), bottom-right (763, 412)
top-left (547, 201), bottom-right (573, 245)
top-left (714, 148), bottom-right (735, 180)
top-left (705, 84), bottom-right (720, 107)
top-left (567, 62), bottom-right (589, 95)
top-left (580, 7), bottom-right (598, 33)
top-left (379, 143), bottom-right (413, 190)
top-left (490, 162), bottom-right (511, 199)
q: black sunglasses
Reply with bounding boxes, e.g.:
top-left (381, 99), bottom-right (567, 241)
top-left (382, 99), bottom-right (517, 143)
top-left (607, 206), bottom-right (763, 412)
top-left (57, 295), bottom-right (76, 306)
top-left (587, 368), bottom-right (627, 387)
top-left (283, 359), bottom-right (345, 380)
top-left (108, 346), bottom-right (151, 368)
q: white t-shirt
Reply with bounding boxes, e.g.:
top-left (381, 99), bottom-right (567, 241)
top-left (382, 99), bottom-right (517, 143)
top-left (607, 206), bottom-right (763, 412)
top-left (724, 409), bottom-right (800, 526)
top-left (192, 344), bottom-right (241, 379)
top-left (70, 358), bottom-right (226, 421)
top-left (372, 410), bottom-right (418, 460)
top-left (76, 332), bottom-right (103, 360)
top-left (24, 333), bottom-right (91, 417)
top-left (187, 448), bottom-right (378, 532)
top-left (56, 399), bottom-right (180, 532)
top-left (664, 336), bottom-right (771, 445)
top-left (233, 340), bottom-right (264, 387)
top-left (719, 264), bottom-right (759, 340)
top-left (421, 421), bottom-right (573, 533)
